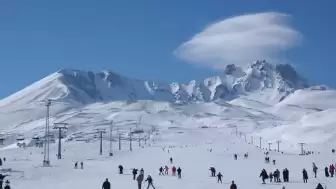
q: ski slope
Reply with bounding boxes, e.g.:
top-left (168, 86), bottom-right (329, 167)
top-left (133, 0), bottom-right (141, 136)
top-left (0, 126), bottom-right (335, 189)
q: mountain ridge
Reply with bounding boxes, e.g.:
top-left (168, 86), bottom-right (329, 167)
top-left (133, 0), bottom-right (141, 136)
top-left (0, 60), bottom-right (315, 107)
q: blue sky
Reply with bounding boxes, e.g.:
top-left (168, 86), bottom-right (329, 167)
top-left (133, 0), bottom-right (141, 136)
top-left (0, 0), bottom-right (335, 98)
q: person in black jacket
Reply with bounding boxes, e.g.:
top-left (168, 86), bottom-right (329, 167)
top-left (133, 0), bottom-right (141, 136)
top-left (217, 172), bottom-right (223, 183)
top-left (177, 167), bottom-right (182, 179)
top-left (118, 165), bottom-right (124, 174)
top-left (145, 175), bottom-right (155, 189)
top-left (316, 183), bottom-right (324, 189)
top-left (0, 174), bottom-right (9, 189)
top-left (260, 169), bottom-right (268, 184)
top-left (102, 178), bottom-right (110, 189)
top-left (302, 169), bottom-right (308, 183)
top-left (132, 169), bottom-right (138, 180)
top-left (230, 181), bottom-right (237, 189)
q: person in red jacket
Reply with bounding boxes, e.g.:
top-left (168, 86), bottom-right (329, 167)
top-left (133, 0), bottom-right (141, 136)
top-left (329, 164), bottom-right (335, 177)
top-left (172, 166), bottom-right (176, 176)
top-left (164, 166), bottom-right (169, 175)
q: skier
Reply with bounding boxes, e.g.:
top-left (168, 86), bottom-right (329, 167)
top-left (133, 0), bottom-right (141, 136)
top-left (159, 167), bottom-right (164, 175)
top-left (0, 159), bottom-right (2, 166)
top-left (325, 167), bottom-right (329, 177)
top-left (136, 172), bottom-right (144, 189)
top-left (0, 174), bottom-right (9, 189)
top-left (260, 169), bottom-right (268, 184)
top-left (329, 164), bottom-right (335, 177)
top-left (177, 167), bottom-right (182, 179)
top-left (302, 169), bottom-right (308, 183)
top-left (3, 180), bottom-right (10, 189)
top-left (313, 163), bottom-right (318, 178)
top-left (145, 175), bottom-right (155, 189)
top-left (272, 159), bottom-right (276, 165)
top-left (217, 172), bottom-right (223, 183)
top-left (118, 165), bottom-right (124, 174)
top-left (316, 183), bottom-right (324, 189)
top-left (80, 161), bottom-right (84, 169)
top-left (172, 166), bottom-right (176, 176)
top-left (170, 157), bottom-right (173, 164)
top-left (164, 166), bottom-right (169, 175)
top-left (132, 169), bottom-right (138, 180)
top-left (234, 154), bottom-right (238, 160)
top-left (74, 162), bottom-right (78, 169)
top-left (209, 167), bottom-right (216, 177)
top-left (230, 181), bottom-right (237, 189)
top-left (102, 178), bottom-right (110, 189)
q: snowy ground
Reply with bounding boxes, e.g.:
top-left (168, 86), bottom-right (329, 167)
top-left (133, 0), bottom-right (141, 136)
top-left (1, 127), bottom-right (335, 189)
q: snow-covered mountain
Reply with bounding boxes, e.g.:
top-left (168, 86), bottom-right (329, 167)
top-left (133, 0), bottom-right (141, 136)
top-left (0, 60), bottom-right (335, 149)
top-left (0, 60), bottom-right (310, 107)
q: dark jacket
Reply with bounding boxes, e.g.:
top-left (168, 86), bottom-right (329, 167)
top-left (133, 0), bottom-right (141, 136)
top-left (145, 176), bottom-right (153, 183)
top-left (102, 181), bottom-right (111, 189)
top-left (230, 183), bottom-right (237, 189)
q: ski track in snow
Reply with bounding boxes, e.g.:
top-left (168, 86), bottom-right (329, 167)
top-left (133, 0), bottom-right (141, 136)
top-left (0, 128), bottom-right (335, 189)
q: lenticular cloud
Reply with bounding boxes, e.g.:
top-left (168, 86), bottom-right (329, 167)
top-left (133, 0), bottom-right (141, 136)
top-left (174, 12), bottom-right (302, 70)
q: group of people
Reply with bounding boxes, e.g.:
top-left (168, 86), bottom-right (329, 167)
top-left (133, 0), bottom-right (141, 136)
top-left (74, 161), bottom-right (84, 169)
top-left (158, 166), bottom-right (182, 179)
top-left (114, 165), bottom-right (155, 189)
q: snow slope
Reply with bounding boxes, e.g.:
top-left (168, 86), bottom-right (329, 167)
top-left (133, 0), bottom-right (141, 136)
top-left (0, 125), bottom-right (335, 189)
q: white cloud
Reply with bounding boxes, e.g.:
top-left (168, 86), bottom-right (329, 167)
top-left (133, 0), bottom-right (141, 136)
top-left (174, 12), bottom-right (302, 70)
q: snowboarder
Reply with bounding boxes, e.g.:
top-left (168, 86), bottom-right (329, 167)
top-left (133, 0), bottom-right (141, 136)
top-left (0, 174), bottom-right (9, 189)
top-left (302, 169), bottom-right (308, 183)
top-left (177, 167), bottom-right (182, 179)
top-left (133, 169), bottom-right (138, 180)
top-left (136, 173), bottom-right (144, 189)
top-left (230, 181), bottom-right (237, 189)
top-left (260, 169), bottom-right (268, 184)
top-left (74, 162), bottom-right (78, 169)
top-left (209, 167), bottom-right (216, 177)
top-left (217, 172), bottom-right (223, 183)
top-left (164, 166), bottom-right (169, 175)
top-left (102, 178), bottom-right (110, 189)
top-left (325, 167), bottom-right (329, 177)
top-left (80, 161), bottom-right (84, 169)
top-left (172, 166), bottom-right (176, 176)
top-left (118, 165), bottom-right (124, 174)
top-left (145, 175), bottom-right (155, 189)
top-left (313, 163), bottom-right (318, 178)
top-left (159, 167), bottom-right (164, 175)
top-left (170, 157), bottom-right (173, 164)
top-left (316, 183), bottom-right (324, 189)
top-left (329, 164), bottom-right (335, 177)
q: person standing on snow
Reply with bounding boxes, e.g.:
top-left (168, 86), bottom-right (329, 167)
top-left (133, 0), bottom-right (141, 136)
top-left (302, 169), bottom-right (308, 183)
top-left (145, 175), bottom-right (155, 189)
top-left (177, 167), bottom-right (182, 179)
top-left (209, 167), bottom-right (216, 177)
top-left (329, 164), bottom-right (335, 177)
top-left (118, 165), bottom-right (124, 174)
top-left (132, 169), bottom-right (138, 180)
top-left (325, 167), bottom-right (329, 177)
top-left (260, 169), bottom-right (268, 184)
top-left (164, 166), bottom-right (169, 175)
top-left (269, 172), bottom-right (273, 183)
top-left (140, 168), bottom-right (144, 175)
top-left (159, 167), bottom-right (164, 175)
top-left (102, 178), bottom-right (110, 189)
top-left (0, 159), bottom-right (2, 166)
top-left (217, 172), bottom-right (223, 183)
top-left (136, 172), bottom-right (144, 189)
top-left (172, 166), bottom-right (176, 176)
top-left (170, 157), bottom-right (173, 164)
top-left (80, 161), bottom-right (84, 169)
top-left (313, 163), bottom-right (318, 178)
top-left (74, 162), bottom-right (78, 169)
top-left (230, 181), bottom-right (237, 189)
